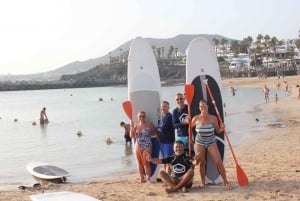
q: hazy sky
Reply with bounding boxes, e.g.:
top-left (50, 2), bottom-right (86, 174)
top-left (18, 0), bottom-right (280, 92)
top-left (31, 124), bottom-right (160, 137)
top-left (0, 0), bottom-right (299, 75)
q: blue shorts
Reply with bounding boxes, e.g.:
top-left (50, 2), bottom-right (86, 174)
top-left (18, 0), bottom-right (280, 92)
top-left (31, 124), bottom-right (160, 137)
top-left (159, 143), bottom-right (174, 158)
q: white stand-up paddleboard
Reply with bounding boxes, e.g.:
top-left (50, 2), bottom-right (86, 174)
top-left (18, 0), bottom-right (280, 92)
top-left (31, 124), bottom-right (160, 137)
top-left (30, 191), bottom-right (100, 201)
top-left (186, 37), bottom-right (226, 184)
top-left (128, 36), bottom-right (161, 182)
top-left (27, 162), bottom-right (69, 183)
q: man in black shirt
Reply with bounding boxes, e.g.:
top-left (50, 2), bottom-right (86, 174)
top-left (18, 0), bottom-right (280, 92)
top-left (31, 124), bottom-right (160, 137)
top-left (146, 140), bottom-right (199, 193)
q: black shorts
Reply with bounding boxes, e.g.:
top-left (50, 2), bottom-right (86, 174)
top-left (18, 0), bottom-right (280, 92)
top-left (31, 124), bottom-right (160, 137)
top-left (124, 134), bottom-right (131, 142)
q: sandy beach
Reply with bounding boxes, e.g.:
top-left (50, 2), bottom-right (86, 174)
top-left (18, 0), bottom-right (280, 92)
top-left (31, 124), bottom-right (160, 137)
top-left (1, 75), bottom-right (299, 201)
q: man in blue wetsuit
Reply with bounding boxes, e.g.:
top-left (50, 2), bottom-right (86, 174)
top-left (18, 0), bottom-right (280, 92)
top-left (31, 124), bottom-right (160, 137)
top-left (146, 140), bottom-right (198, 193)
top-left (172, 93), bottom-right (190, 152)
top-left (157, 101), bottom-right (175, 174)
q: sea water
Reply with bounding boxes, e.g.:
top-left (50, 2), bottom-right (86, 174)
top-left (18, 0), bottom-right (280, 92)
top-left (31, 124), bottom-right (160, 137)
top-left (0, 85), bottom-right (287, 189)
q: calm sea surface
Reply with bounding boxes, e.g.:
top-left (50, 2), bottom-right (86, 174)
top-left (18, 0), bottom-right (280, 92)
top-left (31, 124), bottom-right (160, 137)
top-left (0, 85), bottom-right (286, 189)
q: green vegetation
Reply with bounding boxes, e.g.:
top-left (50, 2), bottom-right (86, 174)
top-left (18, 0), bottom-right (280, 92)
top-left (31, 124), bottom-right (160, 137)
top-left (0, 34), bottom-right (299, 91)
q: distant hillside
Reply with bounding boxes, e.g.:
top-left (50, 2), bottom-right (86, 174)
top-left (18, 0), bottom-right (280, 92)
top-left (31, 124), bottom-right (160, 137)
top-left (0, 34), bottom-right (234, 81)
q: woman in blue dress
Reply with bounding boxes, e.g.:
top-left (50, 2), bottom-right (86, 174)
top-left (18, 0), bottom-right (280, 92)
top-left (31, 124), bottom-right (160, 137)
top-left (130, 111), bottom-right (160, 183)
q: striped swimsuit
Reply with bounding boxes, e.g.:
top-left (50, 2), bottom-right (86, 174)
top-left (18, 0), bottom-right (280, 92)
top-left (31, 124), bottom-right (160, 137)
top-left (195, 123), bottom-right (217, 148)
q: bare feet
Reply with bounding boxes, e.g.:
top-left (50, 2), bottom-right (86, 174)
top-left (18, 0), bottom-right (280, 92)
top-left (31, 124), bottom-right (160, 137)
top-left (224, 182), bottom-right (230, 189)
top-left (165, 187), bottom-right (177, 194)
top-left (181, 186), bottom-right (188, 193)
top-left (199, 183), bottom-right (205, 188)
top-left (140, 178), bottom-right (146, 183)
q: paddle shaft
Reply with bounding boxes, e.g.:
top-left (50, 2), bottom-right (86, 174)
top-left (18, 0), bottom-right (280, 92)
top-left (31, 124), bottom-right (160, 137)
top-left (187, 105), bottom-right (192, 157)
top-left (204, 82), bottom-right (239, 164)
top-left (184, 84), bottom-right (195, 157)
top-left (205, 81), bottom-right (249, 186)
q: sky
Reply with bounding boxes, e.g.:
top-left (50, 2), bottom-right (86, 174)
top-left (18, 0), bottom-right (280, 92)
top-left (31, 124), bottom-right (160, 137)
top-left (0, 0), bottom-right (299, 75)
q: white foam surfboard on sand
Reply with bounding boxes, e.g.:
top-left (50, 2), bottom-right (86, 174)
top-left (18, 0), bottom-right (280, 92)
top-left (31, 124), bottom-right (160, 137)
top-left (127, 36), bottom-right (161, 182)
top-left (186, 37), bottom-right (226, 184)
top-left (30, 191), bottom-right (100, 201)
top-left (27, 161), bottom-right (69, 181)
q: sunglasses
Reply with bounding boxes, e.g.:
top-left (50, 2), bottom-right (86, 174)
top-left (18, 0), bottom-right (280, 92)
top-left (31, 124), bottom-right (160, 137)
top-left (176, 97), bottom-right (183, 101)
top-left (139, 115), bottom-right (145, 118)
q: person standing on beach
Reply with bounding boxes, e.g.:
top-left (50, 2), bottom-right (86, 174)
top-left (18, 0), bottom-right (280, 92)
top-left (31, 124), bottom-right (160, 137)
top-left (275, 93), bottom-right (278, 104)
top-left (284, 81), bottom-right (289, 94)
top-left (191, 100), bottom-right (229, 188)
top-left (130, 111), bottom-right (160, 183)
top-left (263, 85), bottom-right (270, 103)
top-left (146, 140), bottom-right (199, 193)
top-left (40, 107), bottom-right (48, 124)
top-left (172, 93), bottom-right (190, 153)
top-left (277, 82), bottom-right (281, 90)
top-left (230, 87), bottom-right (237, 96)
top-left (157, 101), bottom-right (175, 174)
top-left (120, 121), bottom-right (132, 146)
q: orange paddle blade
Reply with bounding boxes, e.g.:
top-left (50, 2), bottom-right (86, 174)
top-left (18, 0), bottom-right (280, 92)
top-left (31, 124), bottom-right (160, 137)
top-left (184, 84), bottom-right (194, 105)
top-left (237, 164), bottom-right (249, 186)
top-left (122, 101), bottom-right (133, 121)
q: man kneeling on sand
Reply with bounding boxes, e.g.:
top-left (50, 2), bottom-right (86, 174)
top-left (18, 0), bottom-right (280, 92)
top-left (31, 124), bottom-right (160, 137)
top-left (146, 140), bottom-right (199, 193)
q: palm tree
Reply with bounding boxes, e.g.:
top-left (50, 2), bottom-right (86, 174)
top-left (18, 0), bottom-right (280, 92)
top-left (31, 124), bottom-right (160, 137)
top-left (109, 52), bottom-right (112, 64)
top-left (161, 46), bottom-right (165, 59)
top-left (270, 36), bottom-right (278, 61)
top-left (122, 50), bottom-right (129, 63)
top-left (253, 34), bottom-right (264, 68)
top-left (256, 34), bottom-right (263, 44)
top-left (151, 45), bottom-right (156, 57)
top-left (242, 36), bottom-right (253, 56)
top-left (119, 48), bottom-right (122, 63)
top-left (213, 38), bottom-right (220, 55)
top-left (220, 38), bottom-right (228, 56)
top-left (168, 45), bottom-right (174, 59)
top-left (230, 40), bottom-right (240, 56)
top-left (263, 35), bottom-right (271, 65)
top-left (175, 48), bottom-right (178, 65)
top-left (156, 47), bottom-right (161, 59)
top-left (255, 34), bottom-right (263, 53)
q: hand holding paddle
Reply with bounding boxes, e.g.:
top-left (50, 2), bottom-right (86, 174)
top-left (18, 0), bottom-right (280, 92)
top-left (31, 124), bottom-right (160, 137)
top-left (184, 84), bottom-right (194, 157)
top-left (204, 79), bottom-right (249, 186)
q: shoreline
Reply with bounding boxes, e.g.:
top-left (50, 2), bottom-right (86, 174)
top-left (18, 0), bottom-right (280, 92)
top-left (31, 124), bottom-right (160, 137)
top-left (1, 75), bottom-right (299, 200)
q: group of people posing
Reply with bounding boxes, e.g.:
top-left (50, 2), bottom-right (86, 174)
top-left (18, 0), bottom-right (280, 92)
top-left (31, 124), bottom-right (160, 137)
top-left (123, 93), bottom-right (229, 193)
